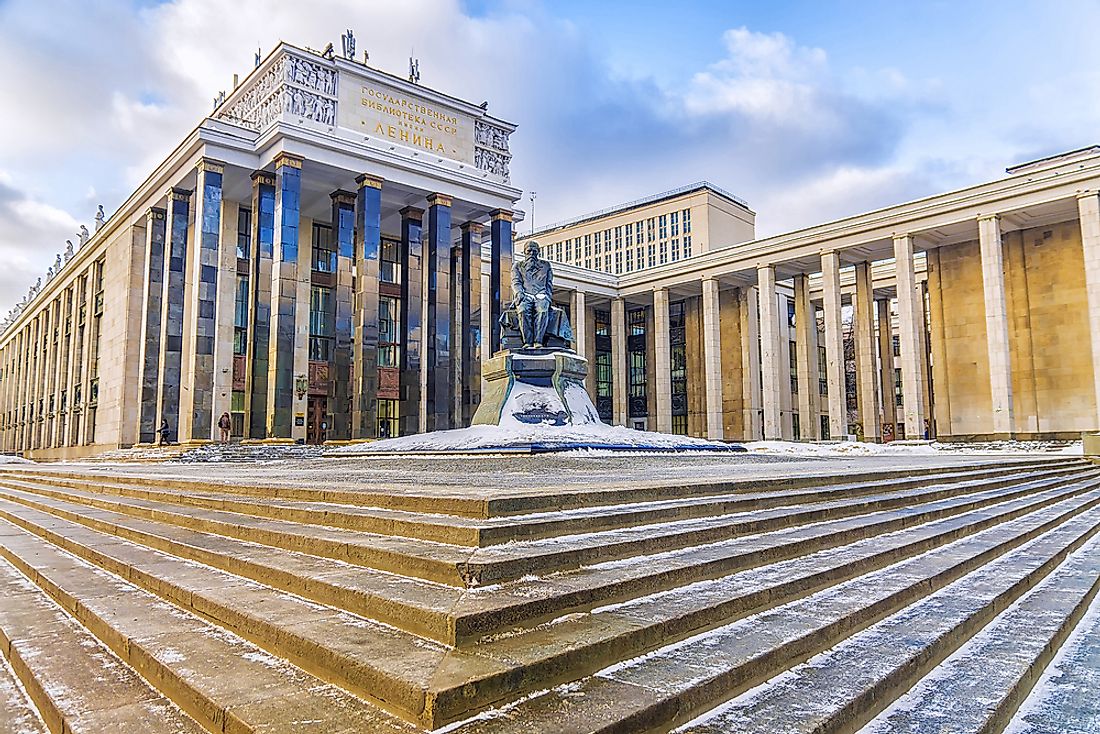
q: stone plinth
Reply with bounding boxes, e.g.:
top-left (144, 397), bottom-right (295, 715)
top-left (472, 349), bottom-right (598, 427)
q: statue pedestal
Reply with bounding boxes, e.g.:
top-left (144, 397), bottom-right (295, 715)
top-left (472, 349), bottom-right (600, 427)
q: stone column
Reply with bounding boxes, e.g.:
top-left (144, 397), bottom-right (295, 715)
top-left (652, 287), bottom-right (672, 433)
top-left (571, 289), bottom-right (588, 360)
top-left (893, 234), bottom-right (927, 439)
top-left (821, 250), bottom-right (847, 439)
top-left (330, 191), bottom-right (356, 440)
top-left (136, 207), bottom-right (166, 443)
top-left (739, 285), bottom-right (762, 440)
top-left (425, 193), bottom-right (452, 432)
top-left (978, 215), bottom-right (1014, 437)
top-left (155, 187), bottom-right (191, 440)
top-left (399, 206), bottom-right (423, 436)
top-left (458, 222), bottom-right (479, 427)
top-left (246, 172), bottom-right (275, 439)
top-left (877, 298), bottom-right (897, 440)
top-left (853, 261), bottom-right (881, 441)
top-left (1078, 193), bottom-right (1100, 429)
top-left (489, 209), bottom-right (513, 357)
top-left (352, 174), bottom-right (383, 438)
top-left (702, 277), bottom-right (724, 440)
top-left (757, 265), bottom-right (782, 439)
top-left (793, 274), bottom-right (820, 440)
top-left (180, 158), bottom-right (224, 442)
top-left (266, 153), bottom-right (302, 439)
top-left (611, 297), bottom-right (628, 426)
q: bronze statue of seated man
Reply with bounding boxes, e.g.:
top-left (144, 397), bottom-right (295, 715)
top-left (499, 240), bottom-right (574, 351)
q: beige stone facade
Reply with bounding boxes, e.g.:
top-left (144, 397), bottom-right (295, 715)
top-left (2, 41), bottom-right (1099, 458)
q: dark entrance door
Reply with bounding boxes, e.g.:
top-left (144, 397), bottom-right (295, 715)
top-left (307, 397), bottom-right (328, 445)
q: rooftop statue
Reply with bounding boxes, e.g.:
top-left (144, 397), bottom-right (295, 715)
top-left (503, 240), bottom-right (573, 351)
top-left (95, 205), bottom-right (106, 231)
top-left (78, 225), bottom-right (89, 246)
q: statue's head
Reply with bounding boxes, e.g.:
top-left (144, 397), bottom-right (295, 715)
top-left (525, 240), bottom-right (541, 261)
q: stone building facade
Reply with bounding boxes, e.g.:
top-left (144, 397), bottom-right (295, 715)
top-left (2, 41), bottom-right (1099, 460)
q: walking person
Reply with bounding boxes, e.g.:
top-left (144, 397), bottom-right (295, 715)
top-left (218, 412), bottom-right (232, 443)
top-left (157, 419), bottom-right (171, 446)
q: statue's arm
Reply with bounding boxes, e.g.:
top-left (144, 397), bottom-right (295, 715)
top-left (544, 264), bottom-right (553, 296)
top-left (511, 262), bottom-right (525, 302)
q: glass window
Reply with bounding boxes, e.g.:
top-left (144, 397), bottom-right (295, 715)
top-left (309, 285), bottom-right (334, 361)
top-left (684, 235), bottom-right (692, 258)
top-left (381, 238), bottom-right (401, 284)
top-left (671, 238), bottom-right (680, 262)
top-left (311, 223), bottom-right (336, 273)
top-left (683, 208), bottom-right (691, 233)
top-left (625, 223), bottom-right (633, 247)
top-left (236, 207), bottom-right (251, 259)
top-left (614, 226), bottom-right (622, 249)
top-left (233, 275), bottom-right (249, 356)
top-left (377, 399), bottom-right (399, 439)
top-left (671, 210), bottom-right (679, 237)
top-left (379, 296), bottom-right (401, 368)
top-left (658, 214), bottom-right (668, 240)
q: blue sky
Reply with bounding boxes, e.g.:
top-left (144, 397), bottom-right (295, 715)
top-left (1, 0), bottom-right (1099, 313)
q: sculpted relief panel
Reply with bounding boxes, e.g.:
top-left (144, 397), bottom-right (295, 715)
top-left (218, 52), bottom-right (338, 131)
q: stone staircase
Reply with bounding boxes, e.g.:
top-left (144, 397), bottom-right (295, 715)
top-left (0, 456), bottom-right (1098, 733)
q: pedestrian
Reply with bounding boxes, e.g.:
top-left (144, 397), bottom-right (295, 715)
top-left (218, 412), bottom-right (232, 443)
top-left (157, 419), bottom-right (171, 446)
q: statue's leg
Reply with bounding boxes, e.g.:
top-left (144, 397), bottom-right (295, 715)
top-left (518, 299), bottom-right (534, 347)
top-left (533, 298), bottom-right (551, 348)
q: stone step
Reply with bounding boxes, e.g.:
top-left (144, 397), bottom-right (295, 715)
top-left (0, 464), bottom-right (1086, 591)
top-left (0, 478), bottom-right (475, 586)
top-left (1004, 585), bottom-right (1100, 734)
top-left (441, 501), bottom-right (1100, 733)
top-left (0, 503), bottom-right (450, 726)
top-left (0, 461), bottom-right (1070, 546)
top-left (858, 543), bottom-right (1100, 733)
top-left (0, 456), bottom-right (1073, 519)
top-left (460, 464), bottom-right (1091, 584)
top-left (0, 641), bottom-right (47, 734)
top-left (0, 518), bottom-right (424, 732)
top-left (449, 470), bottom-right (1100, 642)
top-left (676, 520), bottom-right (1100, 733)
top-left (0, 555), bottom-right (204, 734)
top-left (0, 468), bottom-right (1092, 647)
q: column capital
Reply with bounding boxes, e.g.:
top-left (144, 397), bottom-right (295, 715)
top-left (427, 193), bottom-right (452, 208)
top-left (330, 190), bottom-right (356, 206)
top-left (273, 153), bottom-right (303, 170)
top-left (489, 208), bottom-right (513, 222)
top-left (356, 174), bottom-right (383, 190)
top-left (168, 186), bottom-right (192, 202)
top-left (460, 221), bottom-right (483, 235)
top-left (1076, 189), bottom-right (1099, 201)
top-left (399, 206), bottom-right (424, 221)
top-left (196, 158), bottom-right (225, 175)
top-left (146, 206), bottom-right (166, 221)
top-left (977, 213), bottom-right (1002, 224)
top-left (250, 170), bottom-right (276, 186)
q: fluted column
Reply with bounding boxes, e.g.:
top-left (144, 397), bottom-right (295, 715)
top-left (611, 297), bottom-right (627, 426)
top-left (652, 287), bottom-right (672, 433)
top-left (757, 265), bottom-right (782, 439)
top-left (893, 234), bottom-right (927, 439)
top-left (793, 274), bottom-right (820, 440)
top-left (821, 251), bottom-right (847, 439)
top-left (266, 153), bottom-right (302, 439)
top-left (854, 261), bottom-right (881, 441)
top-left (702, 277), bottom-right (724, 440)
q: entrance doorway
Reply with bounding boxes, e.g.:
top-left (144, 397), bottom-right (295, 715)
top-left (307, 396), bottom-right (328, 445)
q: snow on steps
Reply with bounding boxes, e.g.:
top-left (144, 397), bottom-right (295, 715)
top-left (0, 458), bottom-right (1098, 731)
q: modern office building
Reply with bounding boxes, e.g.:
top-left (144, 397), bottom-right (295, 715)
top-left (2, 40), bottom-right (1099, 460)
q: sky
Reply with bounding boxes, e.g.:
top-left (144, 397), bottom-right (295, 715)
top-left (1, 0), bottom-right (1099, 314)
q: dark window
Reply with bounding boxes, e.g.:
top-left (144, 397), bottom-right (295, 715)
top-left (311, 223), bottom-right (336, 273)
top-left (381, 238), bottom-right (402, 284)
top-left (378, 399), bottom-right (399, 438)
top-left (233, 275), bottom-right (249, 356)
top-left (379, 296), bottom-right (400, 368)
top-left (309, 285), bottom-right (334, 361)
top-left (236, 207), bottom-right (251, 259)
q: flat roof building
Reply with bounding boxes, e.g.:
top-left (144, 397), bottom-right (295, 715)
top-left (2, 41), bottom-right (1099, 460)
